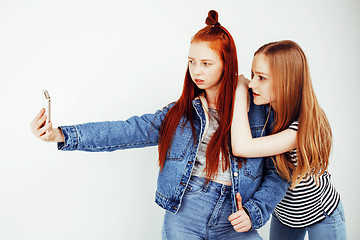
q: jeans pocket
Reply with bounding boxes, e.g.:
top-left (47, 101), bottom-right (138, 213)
top-left (337, 202), bottom-right (346, 222)
top-left (184, 179), bottom-right (204, 196)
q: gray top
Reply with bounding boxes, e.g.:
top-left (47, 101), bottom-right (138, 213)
top-left (191, 108), bottom-right (231, 182)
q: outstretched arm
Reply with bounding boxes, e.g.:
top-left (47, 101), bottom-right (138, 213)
top-left (31, 104), bottom-right (174, 152)
top-left (231, 75), bottom-right (297, 158)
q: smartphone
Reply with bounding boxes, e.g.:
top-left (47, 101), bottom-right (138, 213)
top-left (42, 89), bottom-right (51, 123)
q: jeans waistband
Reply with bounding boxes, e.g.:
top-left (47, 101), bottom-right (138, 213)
top-left (189, 175), bottom-right (231, 194)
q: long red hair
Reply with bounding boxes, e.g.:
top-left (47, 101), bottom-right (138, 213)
top-left (158, 10), bottom-right (238, 180)
top-left (255, 40), bottom-right (332, 188)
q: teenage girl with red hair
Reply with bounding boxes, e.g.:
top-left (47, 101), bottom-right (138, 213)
top-left (231, 40), bottom-right (346, 240)
top-left (31, 11), bottom-right (288, 239)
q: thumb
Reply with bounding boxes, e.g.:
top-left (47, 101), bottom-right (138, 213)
top-left (236, 192), bottom-right (243, 210)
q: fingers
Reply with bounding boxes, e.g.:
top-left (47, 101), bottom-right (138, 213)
top-left (228, 192), bottom-right (251, 233)
top-left (238, 74), bottom-right (244, 84)
top-left (31, 115), bottom-right (47, 135)
top-left (238, 74), bottom-right (250, 84)
top-left (228, 210), bottom-right (251, 233)
top-left (233, 222), bottom-right (251, 232)
top-left (236, 192), bottom-right (243, 210)
top-left (228, 211), bottom-right (240, 221)
top-left (30, 108), bottom-right (45, 128)
top-left (40, 122), bottom-right (53, 136)
top-left (229, 211), bottom-right (247, 224)
top-left (236, 75), bottom-right (250, 94)
top-left (34, 121), bottom-right (52, 137)
top-left (39, 126), bottom-right (53, 141)
top-left (31, 108), bottom-right (53, 140)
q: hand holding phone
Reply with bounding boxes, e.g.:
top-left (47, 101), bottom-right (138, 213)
top-left (30, 90), bottom-right (64, 142)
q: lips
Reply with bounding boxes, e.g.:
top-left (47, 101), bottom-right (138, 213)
top-left (253, 92), bottom-right (260, 97)
top-left (194, 79), bottom-right (205, 85)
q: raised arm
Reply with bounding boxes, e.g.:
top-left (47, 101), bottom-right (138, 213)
top-left (231, 75), bottom-right (297, 158)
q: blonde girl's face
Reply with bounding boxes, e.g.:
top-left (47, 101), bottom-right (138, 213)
top-left (188, 41), bottom-right (224, 95)
top-left (249, 53), bottom-right (274, 106)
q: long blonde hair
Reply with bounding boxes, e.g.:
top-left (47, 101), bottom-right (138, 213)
top-left (255, 40), bottom-right (332, 188)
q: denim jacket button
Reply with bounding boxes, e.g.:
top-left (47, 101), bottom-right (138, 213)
top-left (233, 172), bottom-right (239, 177)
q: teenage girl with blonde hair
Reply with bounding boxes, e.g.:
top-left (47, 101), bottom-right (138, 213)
top-left (31, 11), bottom-right (288, 239)
top-left (231, 40), bottom-right (346, 239)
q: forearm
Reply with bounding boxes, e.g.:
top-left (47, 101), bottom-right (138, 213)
top-left (58, 119), bottom-right (159, 152)
top-left (57, 105), bottom-right (172, 152)
top-left (232, 92), bottom-right (297, 157)
top-left (231, 90), bottom-right (254, 156)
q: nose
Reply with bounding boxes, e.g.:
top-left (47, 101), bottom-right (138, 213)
top-left (248, 79), bottom-right (255, 89)
top-left (193, 64), bottom-right (203, 76)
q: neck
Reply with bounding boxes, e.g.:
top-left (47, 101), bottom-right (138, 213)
top-left (205, 89), bottom-right (218, 109)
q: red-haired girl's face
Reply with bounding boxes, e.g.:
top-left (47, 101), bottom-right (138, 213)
top-left (188, 41), bottom-right (223, 96)
top-left (249, 53), bottom-right (273, 106)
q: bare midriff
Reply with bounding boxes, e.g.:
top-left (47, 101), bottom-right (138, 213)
top-left (213, 179), bottom-right (232, 186)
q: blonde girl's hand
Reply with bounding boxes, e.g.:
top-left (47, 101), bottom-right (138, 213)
top-left (236, 74), bottom-right (250, 93)
top-left (235, 75), bottom-right (251, 107)
top-left (30, 108), bottom-right (65, 142)
top-left (228, 193), bottom-right (252, 232)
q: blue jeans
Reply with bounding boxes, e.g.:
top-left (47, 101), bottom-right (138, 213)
top-left (269, 201), bottom-right (346, 240)
top-left (162, 176), bottom-right (262, 240)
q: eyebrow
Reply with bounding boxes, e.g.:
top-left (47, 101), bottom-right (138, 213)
top-left (188, 57), bottom-right (216, 62)
top-left (253, 70), bottom-right (269, 76)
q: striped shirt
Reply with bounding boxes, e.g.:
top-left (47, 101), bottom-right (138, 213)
top-left (273, 120), bottom-right (340, 228)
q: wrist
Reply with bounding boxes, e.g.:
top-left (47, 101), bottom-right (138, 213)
top-left (53, 128), bottom-right (65, 142)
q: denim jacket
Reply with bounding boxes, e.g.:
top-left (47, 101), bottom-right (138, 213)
top-left (58, 96), bottom-right (288, 230)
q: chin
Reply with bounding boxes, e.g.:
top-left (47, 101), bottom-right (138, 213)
top-left (253, 100), bottom-right (267, 106)
top-left (253, 100), bottom-right (262, 105)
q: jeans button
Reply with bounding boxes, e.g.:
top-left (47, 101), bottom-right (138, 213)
top-left (233, 172), bottom-right (239, 177)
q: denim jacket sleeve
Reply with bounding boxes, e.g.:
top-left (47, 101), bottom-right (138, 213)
top-left (243, 158), bottom-right (289, 230)
top-left (57, 103), bottom-right (174, 152)
top-left (240, 99), bottom-right (289, 230)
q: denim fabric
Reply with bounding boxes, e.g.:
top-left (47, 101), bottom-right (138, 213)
top-left (269, 201), bottom-right (346, 240)
top-left (58, 95), bottom-right (288, 229)
top-left (162, 176), bottom-right (262, 240)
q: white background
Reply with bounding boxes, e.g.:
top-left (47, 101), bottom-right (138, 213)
top-left (1, 0), bottom-right (359, 239)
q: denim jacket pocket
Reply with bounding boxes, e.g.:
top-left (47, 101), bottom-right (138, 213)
top-left (166, 123), bottom-right (193, 161)
top-left (243, 161), bottom-right (263, 180)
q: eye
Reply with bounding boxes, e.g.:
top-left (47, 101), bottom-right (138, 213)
top-left (188, 60), bottom-right (195, 64)
top-left (258, 75), bottom-right (268, 81)
top-left (203, 62), bottom-right (211, 66)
